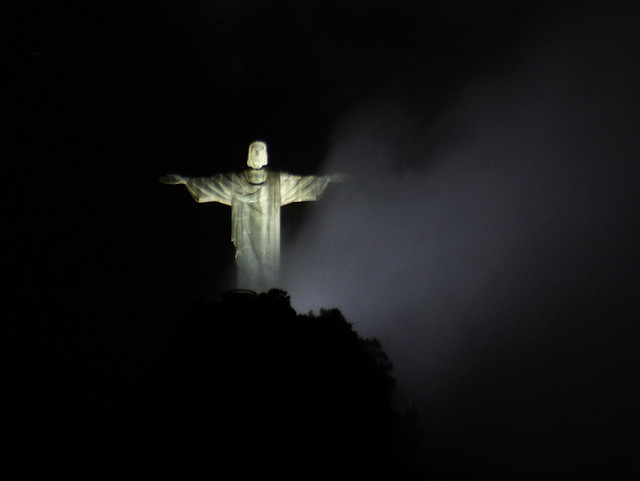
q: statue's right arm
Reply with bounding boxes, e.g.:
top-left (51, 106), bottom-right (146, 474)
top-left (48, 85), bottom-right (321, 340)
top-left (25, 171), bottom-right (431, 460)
top-left (160, 173), bottom-right (234, 205)
top-left (159, 174), bottom-right (186, 185)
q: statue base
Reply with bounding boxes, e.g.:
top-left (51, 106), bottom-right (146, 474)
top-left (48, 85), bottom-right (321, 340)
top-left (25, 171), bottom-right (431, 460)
top-left (218, 289), bottom-right (258, 299)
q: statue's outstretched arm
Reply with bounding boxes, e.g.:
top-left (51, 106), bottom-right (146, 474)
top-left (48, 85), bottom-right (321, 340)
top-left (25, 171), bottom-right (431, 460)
top-left (159, 174), bottom-right (186, 185)
top-left (160, 173), bottom-right (234, 205)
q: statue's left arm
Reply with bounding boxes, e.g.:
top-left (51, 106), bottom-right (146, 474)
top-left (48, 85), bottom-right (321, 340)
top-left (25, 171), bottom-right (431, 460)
top-left (279, 172), bottom-right (347, 206)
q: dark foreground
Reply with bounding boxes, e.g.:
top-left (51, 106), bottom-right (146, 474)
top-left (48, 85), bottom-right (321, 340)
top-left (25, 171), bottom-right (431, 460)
top-left (99, 290), bottom-right (430, 480)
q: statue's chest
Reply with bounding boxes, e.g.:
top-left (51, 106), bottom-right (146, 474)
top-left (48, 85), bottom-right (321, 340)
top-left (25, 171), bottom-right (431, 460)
top-left (236, 171), bottom-right (280, 207)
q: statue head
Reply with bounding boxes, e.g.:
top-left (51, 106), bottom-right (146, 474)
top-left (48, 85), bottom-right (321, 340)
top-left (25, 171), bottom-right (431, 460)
top-left (247, 141), bottom-right (268, 170)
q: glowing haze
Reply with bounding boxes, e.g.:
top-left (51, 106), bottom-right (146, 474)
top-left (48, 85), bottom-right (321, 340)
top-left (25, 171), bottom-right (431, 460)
top-left (282, 4), bottom-right (638, 396)
top-left (281, 8), bottom-right (638, 475)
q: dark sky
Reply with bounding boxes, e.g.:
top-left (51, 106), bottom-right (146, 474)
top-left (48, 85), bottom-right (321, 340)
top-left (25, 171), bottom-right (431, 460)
top-left (12, 1), bottom-right (640, 479)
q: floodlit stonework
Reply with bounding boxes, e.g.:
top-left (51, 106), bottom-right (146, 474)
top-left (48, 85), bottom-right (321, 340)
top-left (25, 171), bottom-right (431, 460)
top-left (161, 141), bottom-right (346, 292)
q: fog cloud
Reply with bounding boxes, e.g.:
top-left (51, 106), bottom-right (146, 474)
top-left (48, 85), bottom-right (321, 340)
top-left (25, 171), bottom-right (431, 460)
top-left (282, 3), bottom-right (639, 394)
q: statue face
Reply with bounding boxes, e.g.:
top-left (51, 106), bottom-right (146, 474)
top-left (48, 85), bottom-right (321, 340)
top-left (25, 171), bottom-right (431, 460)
top-left (247, 141), bottom-right (268, 169)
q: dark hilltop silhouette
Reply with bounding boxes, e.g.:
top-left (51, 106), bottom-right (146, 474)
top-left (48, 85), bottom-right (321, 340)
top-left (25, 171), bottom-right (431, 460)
top-left (101, 289), bottom-right (429, 480)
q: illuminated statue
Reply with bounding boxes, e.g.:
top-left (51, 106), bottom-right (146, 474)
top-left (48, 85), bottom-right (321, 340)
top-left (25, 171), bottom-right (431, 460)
top-left (160, 141), bottom-right (346, 292)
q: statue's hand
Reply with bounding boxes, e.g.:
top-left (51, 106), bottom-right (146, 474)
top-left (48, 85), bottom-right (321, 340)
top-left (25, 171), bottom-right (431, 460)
top-left (329, 173), bottom-right (350, 183)
top-left (159, 174), bottom-right (185, 185)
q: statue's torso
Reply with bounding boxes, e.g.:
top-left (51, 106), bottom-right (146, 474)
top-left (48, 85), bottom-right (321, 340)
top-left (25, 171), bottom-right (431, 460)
top-left (244, 168), bottom-right (268, 185)
top-left (232, 169), bottom-right (281, 291)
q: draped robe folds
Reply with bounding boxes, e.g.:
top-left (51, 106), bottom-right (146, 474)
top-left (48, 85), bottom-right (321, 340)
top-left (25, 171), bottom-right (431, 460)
top-left (183, 169), bottom-right (331, 292)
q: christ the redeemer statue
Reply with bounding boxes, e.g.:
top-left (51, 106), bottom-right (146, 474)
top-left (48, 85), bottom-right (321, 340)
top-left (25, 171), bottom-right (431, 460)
top-left (160, 140), bottom-right (346, 293)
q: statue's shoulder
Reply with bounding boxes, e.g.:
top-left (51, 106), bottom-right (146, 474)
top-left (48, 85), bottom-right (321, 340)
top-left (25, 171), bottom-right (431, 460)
top-left (277, 170), bottom-right (294, 179)
top-left (217, 171), bottom-right (243, 182)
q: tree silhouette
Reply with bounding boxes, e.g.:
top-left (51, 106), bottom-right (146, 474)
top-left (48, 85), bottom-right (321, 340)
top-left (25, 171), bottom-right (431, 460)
top-left (101, 290), bottom-right (429, 479)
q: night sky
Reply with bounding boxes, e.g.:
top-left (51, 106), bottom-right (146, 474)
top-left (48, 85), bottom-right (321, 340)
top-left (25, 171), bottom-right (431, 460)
top-left (11, 1), bottom-right (640, 479)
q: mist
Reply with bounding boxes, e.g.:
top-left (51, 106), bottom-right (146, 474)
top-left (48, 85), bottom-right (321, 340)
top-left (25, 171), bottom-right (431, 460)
top-left (281, 5), bottom-right (639, 478)
top-left (14, 1), bottom-right (639, 479)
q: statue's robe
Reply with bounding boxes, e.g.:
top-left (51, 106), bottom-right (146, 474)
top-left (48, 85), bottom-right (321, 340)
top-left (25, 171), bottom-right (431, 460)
top-left (183, 169), bottom-right (330, 292)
